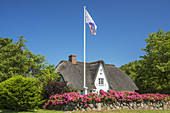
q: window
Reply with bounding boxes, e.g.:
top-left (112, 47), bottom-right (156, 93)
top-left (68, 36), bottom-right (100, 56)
top-left (100, 69), bottom-right (102, 71)
top-left (100, 73), bottom-right (102, 75)
top-left (60, 77), bottom-right (64, 82)
top-left (80, 90), bottom-right (83, 95)
top-left (98, 78), bottom-right (104, 86)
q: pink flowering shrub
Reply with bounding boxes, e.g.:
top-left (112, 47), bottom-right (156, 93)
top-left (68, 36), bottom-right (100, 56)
top-left (42, 90), bottom-right (170, 110)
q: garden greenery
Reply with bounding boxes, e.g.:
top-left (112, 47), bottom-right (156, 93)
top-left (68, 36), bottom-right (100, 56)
top-left (0, 76), bottom-right (41, 111)
top-left (120, 29), bottom-right (170, 94)
top-left (41, 75), bottom-right (68, 100)
top-left (0, 36), bottom-right (55, 83)
top-left (43, 90), bottom-right (170, 109)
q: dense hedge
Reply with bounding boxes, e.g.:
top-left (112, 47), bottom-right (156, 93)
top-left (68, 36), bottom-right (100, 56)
top-left (0, 76), bottom-right (41, 111)
top-left (43, 90), bottom-right (170, 109)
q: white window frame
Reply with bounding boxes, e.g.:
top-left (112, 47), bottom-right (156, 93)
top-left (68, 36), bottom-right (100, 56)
top-left (98, 78), bottom-right (104, 86)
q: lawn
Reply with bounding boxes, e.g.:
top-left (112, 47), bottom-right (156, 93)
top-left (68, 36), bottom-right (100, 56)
top-left (0, 109), bottom-right (63, 113)
top-left (0, 109), bottom-right (170, 113)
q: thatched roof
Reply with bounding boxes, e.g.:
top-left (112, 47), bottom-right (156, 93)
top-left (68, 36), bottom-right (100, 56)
top-left (55, 60), bottom-right (138, 90)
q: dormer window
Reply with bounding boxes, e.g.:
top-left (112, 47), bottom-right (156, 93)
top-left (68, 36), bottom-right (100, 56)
top-left (98, 78), bottom-right (104, 86)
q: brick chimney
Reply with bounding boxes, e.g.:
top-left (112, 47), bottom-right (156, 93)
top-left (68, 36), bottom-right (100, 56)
top-left (69, 55), bottom-right (77, 64)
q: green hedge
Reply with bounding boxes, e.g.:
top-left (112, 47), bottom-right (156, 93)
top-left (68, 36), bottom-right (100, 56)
top-left (0, 76), bottom-right (41, 111)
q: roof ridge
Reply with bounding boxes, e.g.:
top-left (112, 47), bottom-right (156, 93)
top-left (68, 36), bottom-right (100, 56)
top-left (77, 60), bottom-right (104, 64)
top-left (105, 64), bottom-right (116, 66)
top-left (58, 60), bottom-right (115, 66)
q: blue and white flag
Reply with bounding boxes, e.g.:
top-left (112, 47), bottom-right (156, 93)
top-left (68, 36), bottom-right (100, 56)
top-left (85, 9), bottom-right (97, 35)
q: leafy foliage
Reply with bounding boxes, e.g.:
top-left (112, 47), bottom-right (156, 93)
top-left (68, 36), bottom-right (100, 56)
top-left (0, 76), bottom-right (41, 111)
top-left (43, 90), bottom-right (170, 110)
top-left (120, 29), bottom-right (170, 94)
top-left (41, 75), bottom-right (68, 100)
top-left (0, 36), bottom-right (54, 82)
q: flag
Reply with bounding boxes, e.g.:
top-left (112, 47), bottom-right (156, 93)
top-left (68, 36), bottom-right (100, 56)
top-left (85, 9), bottom-right (97, 35)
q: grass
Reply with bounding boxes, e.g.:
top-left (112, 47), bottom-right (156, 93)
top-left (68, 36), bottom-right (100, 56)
top-left (0, 109), bottom-right (170, 113)
top-left (0, 109), bottom-right (63, 113)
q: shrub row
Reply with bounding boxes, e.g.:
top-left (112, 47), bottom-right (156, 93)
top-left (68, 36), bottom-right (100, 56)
top-left (43, 90), bottom-right (170, 109)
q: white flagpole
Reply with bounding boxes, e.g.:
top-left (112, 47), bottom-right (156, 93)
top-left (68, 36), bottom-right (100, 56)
top-left (84, 6), bottom-right (87, 95)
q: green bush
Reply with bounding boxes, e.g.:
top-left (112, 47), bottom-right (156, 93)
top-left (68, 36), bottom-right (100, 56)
top-left (0, 76), bottom-right (41, 111)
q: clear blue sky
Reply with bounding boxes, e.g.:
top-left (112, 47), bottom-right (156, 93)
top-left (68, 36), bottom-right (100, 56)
top-left (0, 0), bottom-right (170, 67)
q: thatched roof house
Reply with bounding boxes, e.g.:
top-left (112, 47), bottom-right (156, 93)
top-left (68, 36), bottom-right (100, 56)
top-left (55, 55), bottom-right (138, 94)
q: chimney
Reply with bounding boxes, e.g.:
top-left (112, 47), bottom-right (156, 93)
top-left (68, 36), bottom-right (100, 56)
top-left (69, 55), bottom-right (77, 64)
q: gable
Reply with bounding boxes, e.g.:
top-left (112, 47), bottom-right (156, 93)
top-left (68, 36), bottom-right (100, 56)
top-left (94, 63), bottom-right (109, 92)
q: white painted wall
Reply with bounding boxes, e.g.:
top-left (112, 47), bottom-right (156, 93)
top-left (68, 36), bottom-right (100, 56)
top-left (94, 63), bottom-right (109, 94)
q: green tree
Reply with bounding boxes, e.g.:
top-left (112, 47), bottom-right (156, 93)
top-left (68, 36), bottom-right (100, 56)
top-left (0, 36), bottom-right (54, 82)
top-left (120, 60), bottom-right (139, 82)
top-left (120, 29), bottom-right (170, 94)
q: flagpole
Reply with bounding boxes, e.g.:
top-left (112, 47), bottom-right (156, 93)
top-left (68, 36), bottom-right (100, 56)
top-left (84, 6), bottom-right (87, 95)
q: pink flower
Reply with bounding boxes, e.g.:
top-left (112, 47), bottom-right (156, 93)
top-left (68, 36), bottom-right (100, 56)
top-left (42, 90), bottom-right (170, 110)
top-left (97, 98), bottom-right (101, 102)
top-left (115, 94), bottom-right (119, 98)
top-left (88, 98), bottom-right (92, 102)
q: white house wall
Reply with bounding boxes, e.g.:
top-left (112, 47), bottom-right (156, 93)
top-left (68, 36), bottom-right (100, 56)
top-left (94, 63), bottom-right (109, 94)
